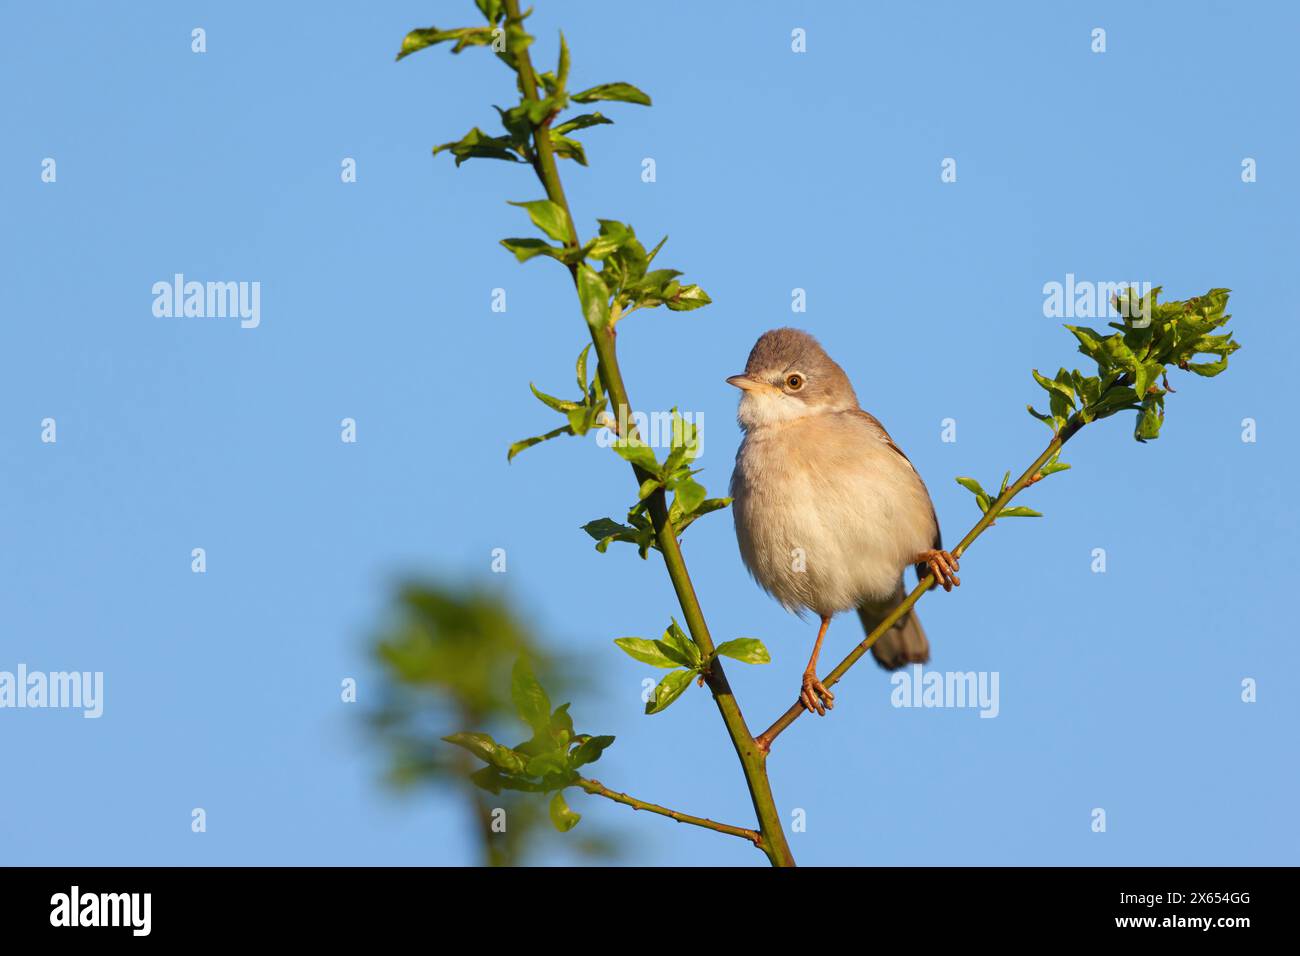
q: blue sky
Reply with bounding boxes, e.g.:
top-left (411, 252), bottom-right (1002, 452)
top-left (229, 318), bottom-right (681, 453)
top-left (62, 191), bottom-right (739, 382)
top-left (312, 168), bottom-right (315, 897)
top-left (2, 0), bottom-right (1296, 866)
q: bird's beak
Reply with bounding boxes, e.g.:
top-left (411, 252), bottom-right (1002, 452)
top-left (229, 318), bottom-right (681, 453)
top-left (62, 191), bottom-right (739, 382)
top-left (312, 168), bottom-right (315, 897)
top-left (726, 374), bottom-right (763, 392)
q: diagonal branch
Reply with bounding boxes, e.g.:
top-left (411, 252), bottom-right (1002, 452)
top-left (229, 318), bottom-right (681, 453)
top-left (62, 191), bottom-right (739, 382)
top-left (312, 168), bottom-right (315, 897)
top-left (576, 777), bottom-right (762, 846)
top-left (755, 416), bottom-right (1087, 751)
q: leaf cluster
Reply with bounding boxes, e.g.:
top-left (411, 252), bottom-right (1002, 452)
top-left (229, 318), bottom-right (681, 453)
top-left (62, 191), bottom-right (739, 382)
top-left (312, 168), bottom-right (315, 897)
top-left (957, 288), bottom-right (1237, 517)
top-left (399, 6), bottom-right (649, 173)
top-left (443, 658), bottom-right (614, 832)
top-left (612, 620), bottom-right (770, 715)
top-left (398, 7), bottom-right (710, 318)
top-left (507, 344), bottom-right (607, 461)
top-left (954, 463), bottom-right (1065, 518)
top-left (1029, 287), bottom-right (1237, 442)
top-left (581, 410), bottom-right (729, 558)
top-left (503, 210), bottom-right (711, 320)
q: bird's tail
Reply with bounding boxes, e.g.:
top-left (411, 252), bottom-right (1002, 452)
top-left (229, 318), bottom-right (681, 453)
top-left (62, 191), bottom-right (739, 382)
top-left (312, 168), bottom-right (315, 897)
top-left (858, 588), bottom-right (930, 670)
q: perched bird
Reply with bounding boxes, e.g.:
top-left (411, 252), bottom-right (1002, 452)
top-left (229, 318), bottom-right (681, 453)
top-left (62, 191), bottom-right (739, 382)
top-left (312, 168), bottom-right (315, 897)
top-left (728, 328), bottom-right (959, 727)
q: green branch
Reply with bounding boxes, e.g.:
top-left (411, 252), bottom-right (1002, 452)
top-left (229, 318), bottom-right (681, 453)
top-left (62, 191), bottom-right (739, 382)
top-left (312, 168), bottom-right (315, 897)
top-left (576, 777), bottom-right (762, 846)
top-left (500, 0), bottom-right (794, 866)
top-left (755, 419), bottom-right (1081, 750)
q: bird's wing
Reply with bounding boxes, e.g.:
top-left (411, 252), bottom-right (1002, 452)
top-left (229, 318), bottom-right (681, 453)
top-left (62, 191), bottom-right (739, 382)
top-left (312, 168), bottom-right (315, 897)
top-left (846, 408), bottom-right (944, 557)
top-left (846, 408), bottom-right (916, 471)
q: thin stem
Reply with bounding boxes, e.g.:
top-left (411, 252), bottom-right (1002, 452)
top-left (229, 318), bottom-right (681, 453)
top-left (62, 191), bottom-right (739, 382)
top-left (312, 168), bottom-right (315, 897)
top-left (503, 0), bottom-right (795, 866)
top-left (756, 416), bottom-right (1086, 750)
top-left (577, 778), bottom-right (762, 846)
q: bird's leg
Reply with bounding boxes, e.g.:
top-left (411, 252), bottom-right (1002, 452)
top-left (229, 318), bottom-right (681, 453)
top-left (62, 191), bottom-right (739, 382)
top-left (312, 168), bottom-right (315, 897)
top-left (755, 614), bottom-right (836, 752)
top-left (799, 614), bottom-right (836, 717)
top-left (917, 548), bottom-right (961, 591)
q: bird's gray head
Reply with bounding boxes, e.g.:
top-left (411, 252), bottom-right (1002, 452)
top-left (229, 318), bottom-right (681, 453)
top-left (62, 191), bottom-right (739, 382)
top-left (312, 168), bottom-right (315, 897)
top-left (727, 328), bottom-right (859, 430)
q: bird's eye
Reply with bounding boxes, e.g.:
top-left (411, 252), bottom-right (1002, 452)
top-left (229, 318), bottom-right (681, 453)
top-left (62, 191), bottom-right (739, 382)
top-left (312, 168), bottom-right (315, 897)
top-left (785, 374), bottom-right (804, 390)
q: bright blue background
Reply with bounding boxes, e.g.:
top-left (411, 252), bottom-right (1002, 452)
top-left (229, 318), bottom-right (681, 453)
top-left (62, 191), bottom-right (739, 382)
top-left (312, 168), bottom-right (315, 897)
top-left (2, 1), bottom-right (1296, 866)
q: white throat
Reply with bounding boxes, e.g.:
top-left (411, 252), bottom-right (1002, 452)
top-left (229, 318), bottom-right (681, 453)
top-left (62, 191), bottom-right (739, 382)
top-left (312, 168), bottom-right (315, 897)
top-left (736, 390), bottom-right (850, 431)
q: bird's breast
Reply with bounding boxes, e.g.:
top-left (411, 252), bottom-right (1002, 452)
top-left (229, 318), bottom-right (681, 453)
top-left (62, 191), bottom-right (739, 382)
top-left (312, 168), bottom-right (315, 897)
top-left (730, 415), bottom-right (935, 615)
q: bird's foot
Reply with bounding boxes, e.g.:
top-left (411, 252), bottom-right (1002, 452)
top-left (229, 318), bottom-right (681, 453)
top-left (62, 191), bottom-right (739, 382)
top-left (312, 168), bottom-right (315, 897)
top-left (919, 548), bottom-right (961, 591)
top-left (799, 671), bottom-right (835, 716)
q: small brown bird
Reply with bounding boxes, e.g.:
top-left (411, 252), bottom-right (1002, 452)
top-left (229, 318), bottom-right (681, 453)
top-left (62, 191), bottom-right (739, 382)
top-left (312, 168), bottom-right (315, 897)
top-left (728, 329), bottom-right (959, 725)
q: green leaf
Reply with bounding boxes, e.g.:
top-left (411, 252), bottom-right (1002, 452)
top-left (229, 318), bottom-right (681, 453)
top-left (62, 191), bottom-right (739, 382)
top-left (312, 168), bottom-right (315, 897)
top-left (567, 402), bottom-right (603, 438)
top-left (606, 234), bottom-right (648, 290)
top-left (550, 132), bottom-right (588, 166)
top-left (577, 263), bottom-right (612, 329)
top-left (997, 506), bottom-right (1042, 518)
top-left (530, 381), bottom-right (581, 413)
top-left (665, 284), bottom-right (712, 312)
top-left (474, 0), bottom-right (505, 23)
top-left (442, 732), bottom-right (527, 774)
top-left (553, 112), bottom-right (613, 135)
top-left (526, 751), bottom-right (570, 777)
top-left (508, 199), bottom-right (572, 243)
top-left (714, 638), bottom-right (771, 665)
top-left (549, 791), bottom-right (581, 832)
top-left (1133, 360), bottom-right (1164, 399)
top-left (475, 769), bottom-right (547, 793)
top-left (441, 731), bottom-right (497, 764)
top-left (506, 95), bottom-right (562, 127)
top-left (1185, 356), bottom-right (1229, 377)
top-left (1098, 334), bottom-right (1138, 370)
top-left (575, 344), bottom-right (592, 393)
top-left (955, 476), bottom-right (992, 513)
top-left (582, 516), bottom-right (633, 541)
top-left (1135, 394), bottom-right (1164, 442)
top-left (673, 475), bottom-right (707, 514)
top-left (626, 268), bottom-right (683, 298)
top-left (610, 435), bottom-right (661, 474)
top-left (585, 220), bottom-right (632, 261)
top-left (556, 30), bottom-right (570, 89)
top-left (570, 735), bottom-right (615, 769)
top-left (658, 619), bottom-right (701, 667)
top-left (1069, 370), bottom-right (1102, 410)
top-left (663, 410), bottom-right (702, 475)
top-left (571, 82), bottom-right (652, 106)
top-left (500, 237), bottom-right (562, 263)
top-left (1065, 325), bottom-right (1108, 362)
top-left (1032, 369), bottom-right (1076, 409)
top-left (471, 767), bottom-right (552, 794)
top-left (396, 25), bottom-right (496, 61)
top-left (645, 669), bottom-right (694, 715)
top-left (1088, 386), bottom-right (1140, 419)
top-left (613, 637), bottom-right (679, 668)
top-left (672, 497), bottom-right (731, 536)
top-left (433, 127), bottom-right (524, 166)
top-left (511, 658), bottom-right (551, 734)
top-left (492, 104), bottom-right (533, 148)
top-left (507, 424), bottom-right (572, 462)
top-left (581, 517), bottom-right (657, 556)
top-left (468, 766), bottom-right (504, 794)
top-left (645, 235), bottom-right (668, 264)
top-left (1026, 404), bottom-right (1056, 430)
top-left (550, 703), bottom-right (574, 738)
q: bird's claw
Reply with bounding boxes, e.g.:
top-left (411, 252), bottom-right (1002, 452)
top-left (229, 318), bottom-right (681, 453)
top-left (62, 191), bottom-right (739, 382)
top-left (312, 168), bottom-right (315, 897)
top-left (922, 549), bottom-right (961, 591)
top-left (800, 673), bottom-right (834, 716)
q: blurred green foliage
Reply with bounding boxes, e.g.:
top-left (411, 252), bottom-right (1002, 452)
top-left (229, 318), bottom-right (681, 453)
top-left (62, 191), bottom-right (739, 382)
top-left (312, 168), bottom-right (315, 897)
top-left (367, 583), bottom-right (618, 865)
